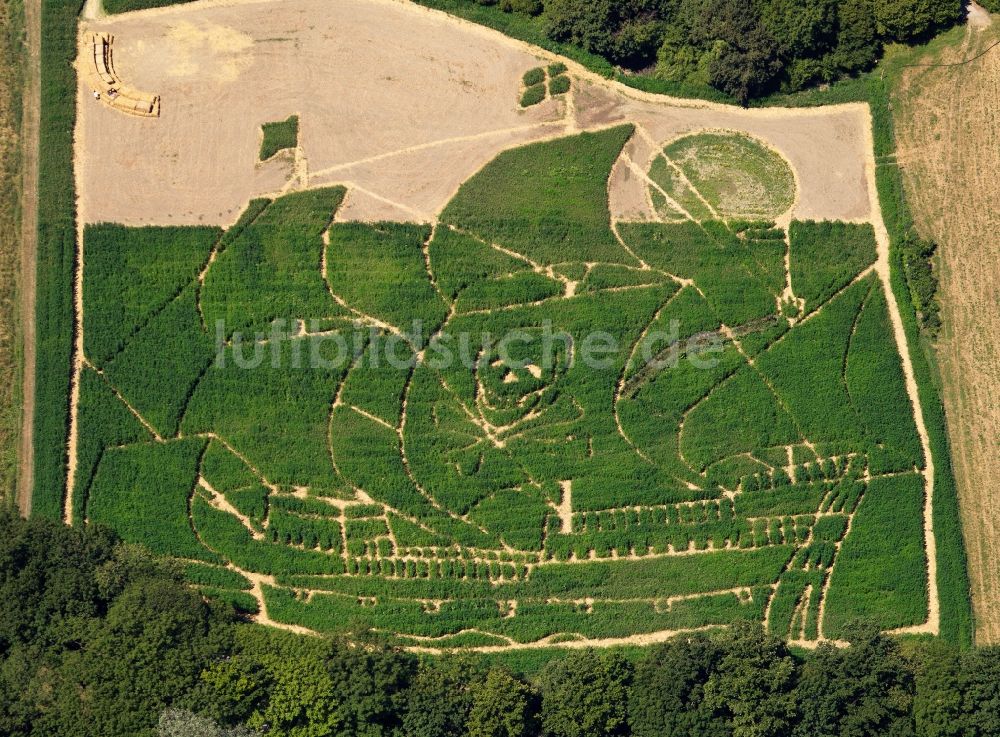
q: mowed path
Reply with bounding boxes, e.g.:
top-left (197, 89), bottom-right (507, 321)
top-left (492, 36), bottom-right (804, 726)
top-left (894, 21), bottom-right (1000, 644)
top-left (68, 0), bottom-right (943, 643)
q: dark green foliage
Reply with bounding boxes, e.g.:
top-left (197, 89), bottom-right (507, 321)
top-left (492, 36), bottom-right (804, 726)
top-left (823, 473), bottom-right (928, 637)
top-left (442, 126), bottom-right (636, 265)
top-left (522, 66), bottom-right (545, 86)
top-left (88, 438), bottom-right (218, 562)
top-left (549, 73), bottom-right (571, 95)
top-left (520, 82), bottom-right (546, 107)
top-left (548, 62), bottom-right (568, 76)
top-left (402, 657), bottom-right (488, 737)
top-left (468, 669), bottom-right (539, 737)
top-left (537, 650), bottom-right (632, 737)
top-left (258, 115), bottom-right (298, 161)
top-left (83, 224), bottom-right (220, 367)
top-left (900, 232), bottom-right (941, 334)
top-left (788, 220), bottom-right (877, 313)
top-left (793, 627), bottom-right (914, 736)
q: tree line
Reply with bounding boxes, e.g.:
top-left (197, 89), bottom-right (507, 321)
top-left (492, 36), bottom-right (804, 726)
top-left (474, 0), bottom-right (965, 102)
top-left (1, 510), bottom-right (997, 737)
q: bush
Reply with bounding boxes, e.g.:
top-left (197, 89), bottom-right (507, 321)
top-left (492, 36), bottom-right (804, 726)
top-left (548, 73), bottom-right (571, 94)
top-left (521, 66), bottom-right (545, 86)
top-left (519, 82), bottom-right (546, 106)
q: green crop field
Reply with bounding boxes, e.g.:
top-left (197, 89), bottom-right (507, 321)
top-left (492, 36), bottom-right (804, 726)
top-left (73, 124), bottom-right (933, 648)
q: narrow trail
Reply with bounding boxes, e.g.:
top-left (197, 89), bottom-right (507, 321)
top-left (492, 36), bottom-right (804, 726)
top-left (16, 0), bottom-right (41, 517)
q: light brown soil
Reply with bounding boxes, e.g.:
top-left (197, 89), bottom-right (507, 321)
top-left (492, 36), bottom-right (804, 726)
top-left (893, 23), bottom-right (1000, 644)
top-left (10, 0), bottom-right (37, 514)
top-left (76, 0), bottom-right (873, 228)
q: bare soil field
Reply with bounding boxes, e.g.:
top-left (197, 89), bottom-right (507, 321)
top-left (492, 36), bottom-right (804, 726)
top-left (893, 21), bottom-right (1000, 644)
top-left (76, 0), bottom-right (873, 228)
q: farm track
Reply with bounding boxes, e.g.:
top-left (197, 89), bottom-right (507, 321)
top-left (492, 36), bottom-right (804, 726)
top-left (893, 22), bottom-right (1000, 643)
top-left (15, 0), bottom-right (40, 516)
top-left (59, 0), bottom-right (944, 645)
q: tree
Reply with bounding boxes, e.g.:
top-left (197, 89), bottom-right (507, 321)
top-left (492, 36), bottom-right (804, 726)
top-left (628, 634), bottom-right (729, 737)
top-left (537, 650), bottom-right (633, 737)
top-left (403, 656), bottom-right (488, 737)
top-left (702, 623), bottom-right (797, 737)
top-left (912, 641), bottom-right (963, 737)
top-left (873, 0), bottom-right (961, 42)
top-left (793, 624), bottom-right (914, 737)
top-left (960, 647), bottom-right (1000, 737)
top-left (467, 669), bottom-right (539, 737)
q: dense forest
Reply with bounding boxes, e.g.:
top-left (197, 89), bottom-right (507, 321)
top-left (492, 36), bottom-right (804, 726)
top-left (471, 0), bottom-right (966, 101)
top-left (1, 510), bottom-right (998, 737)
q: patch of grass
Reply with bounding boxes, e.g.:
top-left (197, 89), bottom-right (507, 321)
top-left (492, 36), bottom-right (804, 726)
top-left (521, 66), bottom-right (544, 87)
top-left (548, 74), bottom-right (570, 95)
top-left (519, 82), bottom-right (545, 107)
top-left (259, 114), bottom-right (299, 161)
top-left (547, 62), bottom-right (567, 77)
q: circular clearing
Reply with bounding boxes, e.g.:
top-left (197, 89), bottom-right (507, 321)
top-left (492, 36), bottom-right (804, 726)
top-left (652, 131), bottom-right (797, 221)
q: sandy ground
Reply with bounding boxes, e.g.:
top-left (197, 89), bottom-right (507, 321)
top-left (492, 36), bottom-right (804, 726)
top-left (894, 23), bottom-right (1000, 644)
top-left (76, 0), bottom-right (873, 227)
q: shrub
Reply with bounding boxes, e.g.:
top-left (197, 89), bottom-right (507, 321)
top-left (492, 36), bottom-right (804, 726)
top-left (519, 82), bottom-right (546, 106)
top-left (548, 73), bottom-right (571, 95)
top-left (521, 66), bottom-right (545, 86)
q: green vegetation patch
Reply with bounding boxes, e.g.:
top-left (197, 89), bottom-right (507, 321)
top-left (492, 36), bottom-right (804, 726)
top-left (259, 114), bottom-right (299, 161)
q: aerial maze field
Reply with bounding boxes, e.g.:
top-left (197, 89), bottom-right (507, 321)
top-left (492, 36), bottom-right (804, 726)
top-left (75, 123), bottom-right (932, 650)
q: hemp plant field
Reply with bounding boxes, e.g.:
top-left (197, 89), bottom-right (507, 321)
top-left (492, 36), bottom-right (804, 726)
top-left (71, 124), bottom-right (935, 649)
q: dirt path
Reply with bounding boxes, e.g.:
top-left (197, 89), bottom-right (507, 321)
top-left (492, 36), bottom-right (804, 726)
top-left (16, 0), bottom-right (41, 517)
top-left (893, 23), bottom-right (1000, 644)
